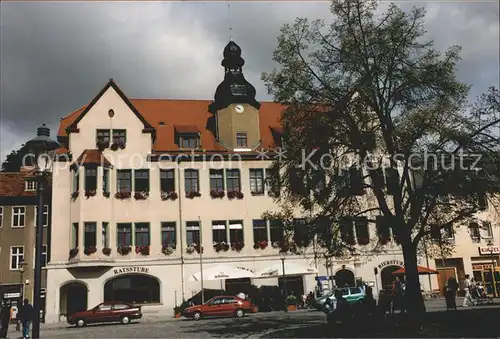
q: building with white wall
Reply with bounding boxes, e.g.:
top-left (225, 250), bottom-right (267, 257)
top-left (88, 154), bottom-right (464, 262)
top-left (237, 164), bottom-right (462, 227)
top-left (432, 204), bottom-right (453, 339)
top-left (45, 41), bottom-right (500, 323)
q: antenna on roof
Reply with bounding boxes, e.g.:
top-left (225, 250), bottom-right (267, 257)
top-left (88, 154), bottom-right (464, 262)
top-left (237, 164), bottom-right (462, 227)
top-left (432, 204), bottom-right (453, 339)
top-left (228, 3), bottom-right (232, 42)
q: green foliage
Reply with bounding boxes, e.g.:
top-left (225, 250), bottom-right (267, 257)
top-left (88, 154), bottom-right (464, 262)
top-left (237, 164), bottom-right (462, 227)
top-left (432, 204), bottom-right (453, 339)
top-left (286, 295), bottom-right (298, 306)
top-left (262, 0), bottom-right (500, 316)
top-left (1, 144), bottom-right (31, 172)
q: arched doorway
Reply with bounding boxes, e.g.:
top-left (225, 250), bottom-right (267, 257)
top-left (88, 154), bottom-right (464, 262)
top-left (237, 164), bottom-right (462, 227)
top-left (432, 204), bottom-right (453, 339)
top-left (381, 265), bottom-right (402, 291)
top-left (335, 268), bottom-right (355, 288)
top-left (60, 282), bottom-right (88, 318)
top-left (104, 274), bottom-right (160, 304)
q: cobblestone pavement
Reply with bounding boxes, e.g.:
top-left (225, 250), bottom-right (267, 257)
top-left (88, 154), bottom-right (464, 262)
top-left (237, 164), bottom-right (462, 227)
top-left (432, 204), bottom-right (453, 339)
top-left (2, 298), bottom-right (498, 338)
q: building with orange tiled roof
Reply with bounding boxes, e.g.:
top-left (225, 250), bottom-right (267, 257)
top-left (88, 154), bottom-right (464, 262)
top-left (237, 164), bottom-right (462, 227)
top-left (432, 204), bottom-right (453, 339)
top-left (44, 41), bottom-right (444, 324)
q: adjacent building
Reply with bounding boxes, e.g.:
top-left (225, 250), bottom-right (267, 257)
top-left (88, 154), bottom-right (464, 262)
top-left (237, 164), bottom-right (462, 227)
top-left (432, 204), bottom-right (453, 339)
top-left (0, 169), bottom-right (50, 317)
top-left (44, 41), bottom-right (497, 323)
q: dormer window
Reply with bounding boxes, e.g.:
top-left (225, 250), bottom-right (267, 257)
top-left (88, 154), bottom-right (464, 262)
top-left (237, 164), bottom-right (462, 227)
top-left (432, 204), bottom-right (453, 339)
top-left (236, 132), bottom-right (248, 148)
top-left (25, 180), bottom-right (37, 191)
top-left (180, 135), bottom-right (200, 149)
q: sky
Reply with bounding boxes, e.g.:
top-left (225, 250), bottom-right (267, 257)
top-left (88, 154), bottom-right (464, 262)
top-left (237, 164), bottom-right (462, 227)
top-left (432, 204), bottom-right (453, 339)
top-left (1, 1), bottom-right (499, 163)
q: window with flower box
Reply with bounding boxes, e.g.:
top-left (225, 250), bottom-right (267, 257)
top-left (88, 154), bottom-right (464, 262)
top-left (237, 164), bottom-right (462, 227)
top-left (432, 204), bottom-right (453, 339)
top-left (339, 217), bottom-right (355, 245)
top-left (185, 169), bottom-right (199, 193)
top-left (266, 168), bottom-right (280, 197)
top-left (250, 169), bottom-right (265, 194)
top-left (161, 222), bottom-right (176, 247)
top-left (210, 170), bottom-right (224, 192)
top-left (270, 219), bottom-right (284, 243)
top-left (117, 170), bottom-right (132, 192)
top-left (103, 168), bottom-right (110, 193)
top-left (385, 168), bottom-right (399, 195)
top-left (186, 221), bottom-right (200, 246)
top-left (293, 218), bottom-right (309, 247)
top-left (112, 129), bottom-right (126, 145)
top-left (212, 220), bottom-right (227, 243)
top-left (72, 168), bottom-right (79, 193)
top-left (85, 166), bottom-right (97, 191)
top-left (117, 223), bottom-right (132, 247)
top-left (226, 169), bottom-right (241, 192)
top-left (72, 223), bottom-right (79, 249)
top-left (376, 216), bottom-right (392, 244)
top-left (135, 223), bottom-right (150, 246)
top-left (469, 222), bottom-right (480, 241)
top-left (96, 129), bottom-right (110, 146)
top-left (102, 222), bottom-right (109, 247)
top-left (253, 220), bottom-right (267, 242)
top-left (84, 222), bottom-right (97, 248)
top-left (229, 220), bottom-right (244, 243)
top-left (354, 217), bottom-right (369, 245)
top-left (134, 170), bottom-right (149, 192)
top-left (160, 169), bottom-right (175, 192)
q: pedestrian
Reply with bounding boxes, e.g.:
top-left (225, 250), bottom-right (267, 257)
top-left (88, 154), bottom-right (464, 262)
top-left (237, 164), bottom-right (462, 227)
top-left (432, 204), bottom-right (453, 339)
top-left (18, 298), bottom-right (34, 339)
top-left (462, 275), bottom-right (475, 307)
top-left (445, 277), bottom-right (458, 310)
top-left (0, 299), bottom-right (12, 339)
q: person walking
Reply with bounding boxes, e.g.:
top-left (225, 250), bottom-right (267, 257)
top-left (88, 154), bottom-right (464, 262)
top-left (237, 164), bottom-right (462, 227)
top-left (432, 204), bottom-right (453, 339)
top-left (18, 299), bottom-right (34, 339)
top-left (445, 277), bottom-right (458, 310)
top-left (0, 299), bottom-right (12, 339)
top-left (462, 275), bottom-right (476, 307)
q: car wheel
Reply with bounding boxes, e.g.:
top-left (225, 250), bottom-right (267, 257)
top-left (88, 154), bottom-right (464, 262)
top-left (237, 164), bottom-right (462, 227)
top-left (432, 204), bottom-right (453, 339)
top-left (76, 319), bottom-right (86, 327)
top-left (193, 312), bottom-right (202, 321)
top-left (121, 316), bottom-right (130, 325)
top-left (235, 309), bottom-right (245, 318)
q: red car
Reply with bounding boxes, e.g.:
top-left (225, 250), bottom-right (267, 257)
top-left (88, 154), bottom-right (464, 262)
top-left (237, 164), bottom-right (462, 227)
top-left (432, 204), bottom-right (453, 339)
top-left (182, 296), bottom-right (254, 320)
top-left (68, 302), bottom-right (142, 327)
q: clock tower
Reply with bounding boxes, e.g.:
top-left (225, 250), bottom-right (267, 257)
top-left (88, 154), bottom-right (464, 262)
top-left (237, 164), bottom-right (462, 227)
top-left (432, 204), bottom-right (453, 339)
top-left (209, 41), bottom-right (261, 150)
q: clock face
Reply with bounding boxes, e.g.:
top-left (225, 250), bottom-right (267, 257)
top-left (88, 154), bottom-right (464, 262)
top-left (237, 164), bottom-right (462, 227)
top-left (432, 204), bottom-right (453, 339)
top-left (235, 105), bottom-right (244, 114)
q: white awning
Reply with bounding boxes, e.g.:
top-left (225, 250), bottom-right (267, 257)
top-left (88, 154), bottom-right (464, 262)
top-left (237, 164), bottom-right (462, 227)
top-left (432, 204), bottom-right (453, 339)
top-left (229, 223), bottom-right (243, 229)
top-left (188, 264), bottom-right (255, 282)
top-left (212, 224), bottom-right (226, 230)
top-left (254, 262), bottom-right (318, 278)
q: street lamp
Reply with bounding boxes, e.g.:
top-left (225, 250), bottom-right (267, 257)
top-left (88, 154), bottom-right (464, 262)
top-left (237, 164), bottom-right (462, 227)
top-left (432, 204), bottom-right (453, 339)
top-left (487, 240), bottom-right (497, 298)
top-left (16, 260), bottom-right (27, 331)
top-left (279, 251), bottom-right (289, 312)
top-left (26, 124), bottom-right (59, 339)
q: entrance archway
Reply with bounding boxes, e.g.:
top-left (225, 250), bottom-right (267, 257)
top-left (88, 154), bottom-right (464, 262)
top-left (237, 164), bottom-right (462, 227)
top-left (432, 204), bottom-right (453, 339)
top-left (60, 282), bottom-right (88, 318)
top-left (335, 268), bottom-right (355, 288)
top-left (381, 265), bottom-right (401, 291)
top-left (104, 274), bottom-right (160, 304)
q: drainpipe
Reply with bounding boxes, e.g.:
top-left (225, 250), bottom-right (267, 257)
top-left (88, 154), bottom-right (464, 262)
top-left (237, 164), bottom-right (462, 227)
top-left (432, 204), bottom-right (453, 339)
top-left (177, 158), bottom-right (185, 301)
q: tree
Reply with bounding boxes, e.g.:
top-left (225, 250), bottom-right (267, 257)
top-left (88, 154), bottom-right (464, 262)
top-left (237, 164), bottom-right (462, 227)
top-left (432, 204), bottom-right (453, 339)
top-left (1, 144), bottom-right (31, 172)
top-left (262, 0), bottom-right (500, 320)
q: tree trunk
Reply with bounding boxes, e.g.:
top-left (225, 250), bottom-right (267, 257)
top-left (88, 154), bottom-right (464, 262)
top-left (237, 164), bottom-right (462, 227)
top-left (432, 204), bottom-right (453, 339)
top-left (401, 238), bottom-right (426, 323)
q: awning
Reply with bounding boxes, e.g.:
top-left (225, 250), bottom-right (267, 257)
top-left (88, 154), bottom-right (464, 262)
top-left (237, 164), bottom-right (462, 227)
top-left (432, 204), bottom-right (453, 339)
top-left (188, 264), bottom-right (255, 282)
top-left (254, 262), bottom-right (318, 278)
top-left (71, 149), bottom-right (113, 169)
top-left (392, 265), bottom-right (438, 275)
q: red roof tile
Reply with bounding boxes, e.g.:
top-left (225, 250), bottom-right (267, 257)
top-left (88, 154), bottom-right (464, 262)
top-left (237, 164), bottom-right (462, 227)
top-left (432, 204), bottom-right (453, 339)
top-left (0, 173), bottom-right (37, 197)
top-left (73, 149), bottom-right (113, 168)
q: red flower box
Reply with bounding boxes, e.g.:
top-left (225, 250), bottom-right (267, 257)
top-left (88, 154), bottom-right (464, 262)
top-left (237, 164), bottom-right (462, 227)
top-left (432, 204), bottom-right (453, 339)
top-left (69, 248), bottom-right (79, 258)
top-left (85, 190), bottom-right (96, 198)
top-left (231, 242), bottom-right (245, 251)
top-left (134, 191), bottom-right (149, 200)
top-left (115, 191), bottom-right (131, 199)
top-left (117, 246), bottom-right (132, 255)
top-left (136, 245), bottom-right (150, 256)
top-left (185, 191), bottom-right (202, 199)
top-left (71, 191), bottom-right (79, 200)
top-left (210, 190), bottom-right (225, 199)
top-left (161, 191), bottom-right (178, 201)
top-left (84, 246), bottom-right (97, 256)
top-left (103, 191), bottom-right (110, 198)
top-left (227, 190), bottom-right (244, 200)
top-left (102, 247), bottom-right (112, 256)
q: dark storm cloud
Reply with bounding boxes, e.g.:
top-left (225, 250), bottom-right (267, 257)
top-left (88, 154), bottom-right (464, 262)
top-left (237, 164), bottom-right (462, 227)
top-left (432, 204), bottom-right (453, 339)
top-left (0, 1), bottom-right (498, 161)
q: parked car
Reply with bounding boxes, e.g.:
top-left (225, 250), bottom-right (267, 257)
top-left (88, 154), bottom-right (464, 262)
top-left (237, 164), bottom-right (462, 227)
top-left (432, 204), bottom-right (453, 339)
top-left (182, 296), bottom-right (254, 320)
top-left (314, 286), bottom-right (366, 310)
top-left (68, 302), bottom-right (142, 327)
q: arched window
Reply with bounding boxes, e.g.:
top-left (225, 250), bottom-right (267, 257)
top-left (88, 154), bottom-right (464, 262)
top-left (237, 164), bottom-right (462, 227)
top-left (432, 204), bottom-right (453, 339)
top-left (104, 275), bottom-right (160, 304)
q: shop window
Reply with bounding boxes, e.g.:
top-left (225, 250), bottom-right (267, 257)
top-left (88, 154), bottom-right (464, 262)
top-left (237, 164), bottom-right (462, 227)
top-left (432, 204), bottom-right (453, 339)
top-left (104, 275), bottom-right (160, 304)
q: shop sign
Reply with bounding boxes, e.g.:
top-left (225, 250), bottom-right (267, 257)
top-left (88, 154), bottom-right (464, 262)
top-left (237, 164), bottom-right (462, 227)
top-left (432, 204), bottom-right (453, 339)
top-left (377, 260), bottom-right (404, 270)
top-left (4, 292), bottom-right (20, 299)
top-left (472, 263), bottom-right (494, 270)
top-left (478, 246), bottom-right (500, 255)
top-left (113, 266), bottom-right (150, 275)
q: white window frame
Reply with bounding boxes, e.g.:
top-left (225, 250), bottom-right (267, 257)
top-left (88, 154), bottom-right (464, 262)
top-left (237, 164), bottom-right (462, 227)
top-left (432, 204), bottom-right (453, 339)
top-left (35, 205), bottom-right (49, 227)
top-left (32, 245), bottom-right (47, 268)
top-left (10, 246), bottom-right (24, 271)
top-left (0, 206), bottom-right (3, 228)
top-left (11, 206), bottom-right (26, 228)
top-left (25, 180), bottom-right (37, 191)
